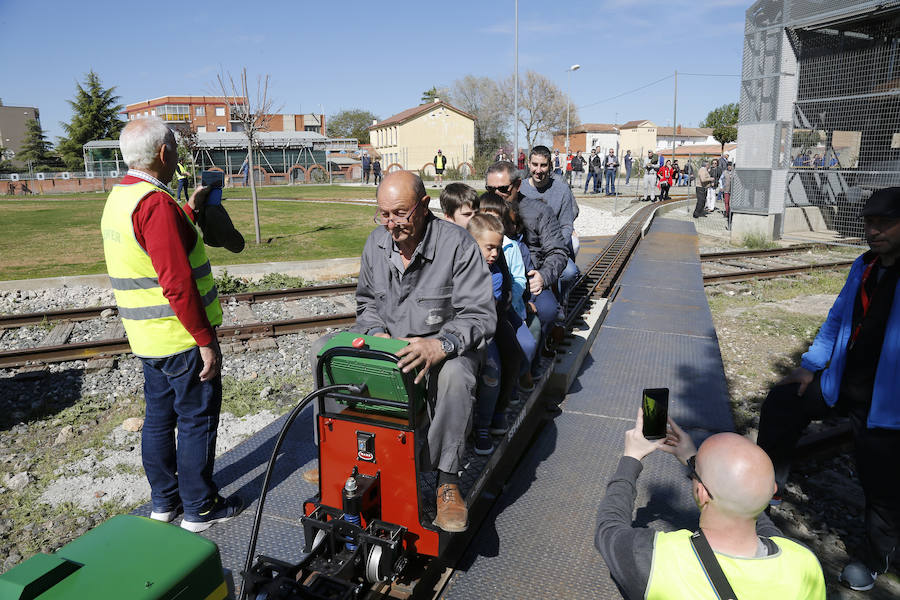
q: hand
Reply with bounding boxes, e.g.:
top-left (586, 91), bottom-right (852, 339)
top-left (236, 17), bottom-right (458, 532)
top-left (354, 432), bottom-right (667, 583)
top-left (624, 408), bottom-right (667, 461)
top-left (777, 367), bottom-right (814, 396)
top-left (396, 337), bottom-right (446, 384)
top-left (198, 339), bottom-right (221, 382)
top-left (373, 332), bottom-right (390, 339)
top-left (658, 417), bottom-right (697, 465)
top-left (188, 185), bottom-right (211, 211)
top-left (527, 270), bottom-right (544, 295)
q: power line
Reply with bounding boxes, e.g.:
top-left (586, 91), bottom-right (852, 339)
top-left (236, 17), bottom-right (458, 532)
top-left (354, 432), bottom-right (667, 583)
top-left (577, 74), bottom-right (674, 110)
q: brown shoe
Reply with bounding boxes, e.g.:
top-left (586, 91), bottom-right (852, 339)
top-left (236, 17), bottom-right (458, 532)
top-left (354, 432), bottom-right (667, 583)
top-left (302, 466), bottom-right (319, 485)
top-left (433, 483), bottom-right (468, 532)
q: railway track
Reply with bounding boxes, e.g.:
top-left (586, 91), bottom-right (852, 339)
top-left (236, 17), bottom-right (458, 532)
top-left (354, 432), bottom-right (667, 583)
top-left (0, 282), bottom-right (357, 328)
top-left (701, 244), bottom-right (856, 284)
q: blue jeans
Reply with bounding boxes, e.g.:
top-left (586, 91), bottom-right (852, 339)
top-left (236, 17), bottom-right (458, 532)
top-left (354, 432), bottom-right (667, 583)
top-left (605, 170), bottom-right (616, 194)
top-left (176, 179), bottom-right (188, 201)
top-left (584, 171), bottom-right (596, 193)
top-left (475, 341), bottom-right (501, 430)
top-left (141, 347), bottom-right (222, 516)
top-left (557, 256), bottom-right (580, 316)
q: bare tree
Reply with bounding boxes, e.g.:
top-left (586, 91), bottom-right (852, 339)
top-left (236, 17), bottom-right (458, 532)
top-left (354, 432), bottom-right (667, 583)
top-left (174, 125), bottom-right (200, 186)
top-left (501, 70), bottom-right (577, 151)
top-left (216, 68), bottom-right (279, 244)
top-left (448, 75), bottom-right (509, 154)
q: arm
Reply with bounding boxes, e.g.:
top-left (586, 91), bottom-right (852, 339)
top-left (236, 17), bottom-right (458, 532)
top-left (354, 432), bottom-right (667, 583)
top-left (136, 194), bottom-right (214, 348)
top-left (534, 209), bottom-right (569, 288)
top-left (353, 233), bottom-right (390, 336)
top-left (800, 260), bottom-right (860, 371)
top-left (595, 457), bottom-right (658, 600)
top-left (557, 186), bottom-right (576, 241)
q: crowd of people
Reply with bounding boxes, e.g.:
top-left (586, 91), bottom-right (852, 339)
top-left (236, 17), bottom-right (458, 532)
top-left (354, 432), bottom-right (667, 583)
top-left (101, 116), bottom-right (896, 596)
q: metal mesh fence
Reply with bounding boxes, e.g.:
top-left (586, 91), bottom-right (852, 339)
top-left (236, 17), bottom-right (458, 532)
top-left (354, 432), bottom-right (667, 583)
top-left (736, 0), bottom-right (900, 244)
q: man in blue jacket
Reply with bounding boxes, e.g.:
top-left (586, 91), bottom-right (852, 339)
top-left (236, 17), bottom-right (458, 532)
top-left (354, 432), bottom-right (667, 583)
top-left (756, 187), bottom-right (900, 593)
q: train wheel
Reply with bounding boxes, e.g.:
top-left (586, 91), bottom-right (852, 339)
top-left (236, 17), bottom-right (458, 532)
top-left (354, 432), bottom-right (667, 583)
top-left (365, 546), bottom-right (388, 583)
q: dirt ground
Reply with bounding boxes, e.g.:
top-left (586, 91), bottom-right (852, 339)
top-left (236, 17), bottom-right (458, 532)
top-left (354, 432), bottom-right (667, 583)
top-left (703, 238), bottom-right (900, 599)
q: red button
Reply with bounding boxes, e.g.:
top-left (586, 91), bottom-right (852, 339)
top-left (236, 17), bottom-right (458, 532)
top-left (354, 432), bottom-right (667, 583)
top-left (352, 337), bottom-right (366, 349)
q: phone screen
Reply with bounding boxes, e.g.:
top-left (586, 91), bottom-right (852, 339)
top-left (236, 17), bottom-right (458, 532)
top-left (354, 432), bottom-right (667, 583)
top-left (641, 388), bottom-right (669, 440)
top-left (201, 170), bottom-right (224, 206)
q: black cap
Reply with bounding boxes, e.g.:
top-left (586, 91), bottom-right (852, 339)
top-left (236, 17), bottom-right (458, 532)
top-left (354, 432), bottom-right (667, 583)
top-left (861, 187), bottom-right (900, 218)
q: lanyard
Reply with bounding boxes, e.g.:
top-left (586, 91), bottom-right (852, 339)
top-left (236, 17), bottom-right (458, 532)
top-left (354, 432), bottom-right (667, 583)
top-left (849, 258), bottom-right (880, 348)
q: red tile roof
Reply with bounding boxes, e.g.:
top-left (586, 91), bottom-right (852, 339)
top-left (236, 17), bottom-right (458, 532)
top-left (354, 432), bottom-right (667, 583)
top-left (657, 126), bottom-right (713, 137)
top-left (570, 123), bottom-right (619, 133)
top-left (368, 100), bottom-right (476, 130)
top-left (619, 119), bottom-right (655, 129)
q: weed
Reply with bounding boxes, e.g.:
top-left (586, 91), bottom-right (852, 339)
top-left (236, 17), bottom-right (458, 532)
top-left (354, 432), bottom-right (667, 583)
top-left (221, 375), bottom-right (310, 417)
top-left (742, 231), bottom-right (778, 249)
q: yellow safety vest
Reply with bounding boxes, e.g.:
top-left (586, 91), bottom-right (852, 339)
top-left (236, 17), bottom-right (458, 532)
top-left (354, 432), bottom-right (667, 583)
top-left (646, 530), bottom-right (826, 600)
top-left (101, 179), bottom-right (222, 358)
top-left (176, 163), bottom-right (188, 180)
top-left (434, 155), bottom-right (446, 169)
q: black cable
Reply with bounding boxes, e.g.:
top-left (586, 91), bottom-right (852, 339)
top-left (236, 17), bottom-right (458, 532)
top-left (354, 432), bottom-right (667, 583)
top-left (679, 72), bottom-right (741, 77)
top-left (238, 382), bottom-right (366, 600)
top-left (577, 74), bottom-right (675, 110)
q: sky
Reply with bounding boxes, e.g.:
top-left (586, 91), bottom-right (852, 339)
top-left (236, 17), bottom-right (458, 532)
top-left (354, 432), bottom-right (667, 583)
top-left (0, 0), bottom-right (749, 146)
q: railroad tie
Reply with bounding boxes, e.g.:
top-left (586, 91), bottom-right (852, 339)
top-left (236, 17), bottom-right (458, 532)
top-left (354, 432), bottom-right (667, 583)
top-left (102, 320), bottom-right (125, 340)
top-left (233, 303), bottom-right (257, 324)
top-left (38, 322), bottom-right (75, 347)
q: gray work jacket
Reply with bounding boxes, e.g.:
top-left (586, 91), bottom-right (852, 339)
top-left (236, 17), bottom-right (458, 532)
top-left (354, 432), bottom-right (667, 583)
top-left (352, 212), bottom-right (496, 353)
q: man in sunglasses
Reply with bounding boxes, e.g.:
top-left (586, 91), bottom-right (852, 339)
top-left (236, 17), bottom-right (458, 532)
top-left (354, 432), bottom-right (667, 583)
top-left (595, 411), bottom-right (825, 599)
top-left (352, 170), bottom-right (495, 532)
top-left (485, 161), bottom-right (568, 366)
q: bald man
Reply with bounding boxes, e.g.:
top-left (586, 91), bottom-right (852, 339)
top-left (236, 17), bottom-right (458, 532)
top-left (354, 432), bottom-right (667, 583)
top-left (595, 412), bottom-right (825, 599)
top-left (313, 171), bottom-right (495, 532)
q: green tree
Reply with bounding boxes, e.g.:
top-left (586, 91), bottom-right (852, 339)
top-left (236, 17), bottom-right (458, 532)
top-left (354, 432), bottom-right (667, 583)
top-left (700, 103), bottom-right (739, 152)
top-left (328, 109), bottom-right (378, 144)
top-left (57, 70), bottom-right (125, 170)
top-left (17, 119), bottom-right (57, 171)
top-left (420, 86), bottom-right (449, 104)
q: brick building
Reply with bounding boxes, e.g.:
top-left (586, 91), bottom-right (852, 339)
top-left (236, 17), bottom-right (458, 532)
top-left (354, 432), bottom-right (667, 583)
top-left (123, 96), bottom-right (325, 135)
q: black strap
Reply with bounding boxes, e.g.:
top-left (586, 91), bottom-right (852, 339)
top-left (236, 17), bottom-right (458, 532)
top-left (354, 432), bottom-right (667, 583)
top-left (690, 530), bottom-right (739, 600)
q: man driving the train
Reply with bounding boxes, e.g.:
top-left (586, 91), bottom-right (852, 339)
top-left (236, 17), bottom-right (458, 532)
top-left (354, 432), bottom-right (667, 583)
top-left (353, 170), bottom-right (496, 532)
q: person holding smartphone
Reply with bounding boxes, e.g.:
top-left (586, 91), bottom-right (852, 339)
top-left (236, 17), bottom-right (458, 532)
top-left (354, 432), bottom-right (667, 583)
top-left (595, 408), bottom-right (825, 599)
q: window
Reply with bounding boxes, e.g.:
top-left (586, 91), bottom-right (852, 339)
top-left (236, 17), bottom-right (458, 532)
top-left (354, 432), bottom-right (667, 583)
top-left (157, 104), bottom-right (189, 122)
top-left (197, 126), bottom-right (206, 133)
top-left (215, 106), bottom-right (226, 117)
top-left (144, 111), bottom-right (149, 117)
top-left (216, 126), bottom-right (226, 132)
top-left (195, 106), bottom-right (205, 116)
top-left (151, 109), bottom-right (156, 116)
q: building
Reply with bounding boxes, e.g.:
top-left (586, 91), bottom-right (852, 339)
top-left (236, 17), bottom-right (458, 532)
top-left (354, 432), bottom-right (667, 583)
top-left (735, 0), bottom-right (900, 241)
top-left (123, 96), bottom-right (325, 135)
top-left (368, 99), bottom-right (475, 173)
top-left (553, 123), bottom-right (620, 156)
top-left (617, 120), bottom-right (658, 163)
top-left (655, 126), bottom-right (715, 150)
top-left (0, 103), bottom-right (40, 167)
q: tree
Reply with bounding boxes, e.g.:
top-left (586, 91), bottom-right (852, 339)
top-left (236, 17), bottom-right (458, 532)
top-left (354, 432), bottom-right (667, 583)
top-left (57, 70), bottom-right (124, 170)
top-left (328, 109), bottom-right (378, 144)
top-left (17, 119), bottom-right (57, 171)
top-left (217, 68), bottom-right (279, 245)
top-left (447, 75), bottom-right (509, 155)
top-left (501, 70), bottom-right (576, 151)
top-left (420, 86), bottom-right (449, 104)
top-left (174, 125), bottom-right (200, 186)
top-left (700, 103), bottom-right (739, 152)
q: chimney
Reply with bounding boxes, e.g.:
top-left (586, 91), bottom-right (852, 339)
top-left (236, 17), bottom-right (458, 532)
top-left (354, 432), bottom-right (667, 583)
top-left (677, 125), bottom-right (682, 134)
top-left (433, 98), bottom-right (440, 103)
top-left (372, 119), bottom-right (378, 126)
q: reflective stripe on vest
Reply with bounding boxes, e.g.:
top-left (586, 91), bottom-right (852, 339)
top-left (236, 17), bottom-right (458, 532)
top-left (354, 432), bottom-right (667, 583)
top-left (101, 180), bottom-right (223, 358)
top-left (646, 530), bottom-right (826, 600)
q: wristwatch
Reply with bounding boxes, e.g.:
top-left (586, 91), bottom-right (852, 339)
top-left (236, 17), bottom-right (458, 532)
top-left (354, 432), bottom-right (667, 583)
top-left (437, 335), bottom-right (457, 358)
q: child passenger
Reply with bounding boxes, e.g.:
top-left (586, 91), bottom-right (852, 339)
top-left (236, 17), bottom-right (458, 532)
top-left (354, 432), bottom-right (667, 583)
top-left (467, 213), bottom-right (514, 455)
top-left (439, 182), bottom-right (478, 228)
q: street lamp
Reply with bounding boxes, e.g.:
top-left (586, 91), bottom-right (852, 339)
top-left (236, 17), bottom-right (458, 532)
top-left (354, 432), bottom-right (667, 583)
top-left (566, 64), bottom-right (580, 158)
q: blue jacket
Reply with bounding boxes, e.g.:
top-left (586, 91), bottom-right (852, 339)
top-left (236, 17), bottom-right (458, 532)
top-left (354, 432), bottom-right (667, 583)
top-left (801, 253), bottom-right (900, 429)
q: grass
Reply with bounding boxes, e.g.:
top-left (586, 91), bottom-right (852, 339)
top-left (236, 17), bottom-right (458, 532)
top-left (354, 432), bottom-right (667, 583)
top-left (741, 231), bottom-right (779, 249)
top-left (706, 269), bottom-right (851, 313)
top-left (0, 196), bottom-right (379, 281)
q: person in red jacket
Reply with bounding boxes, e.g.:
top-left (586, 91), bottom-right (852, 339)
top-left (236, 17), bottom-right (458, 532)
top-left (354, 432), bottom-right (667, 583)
top-left (565, 152), bottom-right (574, 187)
top-left (656, 160), bottom-right (674, 201)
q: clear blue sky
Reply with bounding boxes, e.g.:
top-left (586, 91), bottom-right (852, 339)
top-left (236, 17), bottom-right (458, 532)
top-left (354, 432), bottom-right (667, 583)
top-left (0, 0), bottom-right (748, 145)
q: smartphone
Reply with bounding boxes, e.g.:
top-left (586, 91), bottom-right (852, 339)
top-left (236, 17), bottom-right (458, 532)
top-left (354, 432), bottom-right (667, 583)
top-left (641, 388), bottom-right (669, 440)
top-left (201, 170), bottom-right (225, 206)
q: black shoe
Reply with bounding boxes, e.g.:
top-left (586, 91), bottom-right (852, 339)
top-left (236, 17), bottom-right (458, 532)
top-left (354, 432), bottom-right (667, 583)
top-left (181, 495), bottom-right (244, 533)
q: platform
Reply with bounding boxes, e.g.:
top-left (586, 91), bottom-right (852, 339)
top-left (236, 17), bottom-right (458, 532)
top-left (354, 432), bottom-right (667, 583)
top-left (441, 216), bottom-right (733, 598)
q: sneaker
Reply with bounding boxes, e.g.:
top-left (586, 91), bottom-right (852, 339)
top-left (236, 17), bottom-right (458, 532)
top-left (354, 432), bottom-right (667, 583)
top-left (839, 561), bottom-right (878, 591)
top-left (181, 495), bottom-right (244, 533)
top-left (150, 503), bottom-right (182, 523)
top-left (474, 429), bottom-right (493, 455)
top-left (489, 412), bottom-right (509, 435)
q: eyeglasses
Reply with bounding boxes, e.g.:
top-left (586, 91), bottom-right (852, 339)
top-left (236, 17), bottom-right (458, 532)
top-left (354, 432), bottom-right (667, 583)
top-left (687, 455), bottom-right (714, 500)
top-left (373, 200), bottom-right (424, 226)
top-left (485, 184), bottom-right (513, 195)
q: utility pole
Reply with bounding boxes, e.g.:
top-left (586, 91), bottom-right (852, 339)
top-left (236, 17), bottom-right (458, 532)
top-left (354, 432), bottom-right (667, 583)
top-left (514, 0), bottom-right (518, 158)
top-left (565, 64), bottom-right (580, 158)
top-left (671, 70), bottom-right (678, 165)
